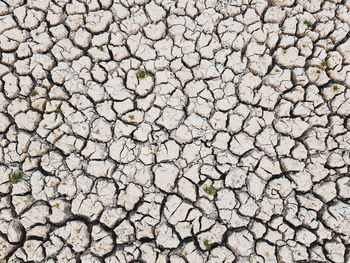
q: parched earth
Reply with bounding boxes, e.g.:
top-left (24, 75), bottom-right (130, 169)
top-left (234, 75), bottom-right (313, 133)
top-left (0, 0), bottom-right (350, 262)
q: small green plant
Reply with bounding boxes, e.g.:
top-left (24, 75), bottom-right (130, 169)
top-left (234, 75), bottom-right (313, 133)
top-left (303, 20), bottom-right (313, 29)
top-left (136, 69), bottom-right (154, 80)
top-left (203, 239), bottom-right (211, 251)
top-left (203, 185), bottom-right (216, 195)
top-left (56, 107), bottom-right (63, 115)
top-left (98, 45), bottom-right (104, 51)
top-left (320, 59), bottom-right (329, 69)
top-left (30, 89), bottom-right (39, 97)
top-left (10, 172), bottom-right (23, 184)
top-left (332, 85), bottom-right (340, 93)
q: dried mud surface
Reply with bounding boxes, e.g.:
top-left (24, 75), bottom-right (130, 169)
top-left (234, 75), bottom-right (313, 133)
top-left (0, 0), bottom-right (350, 262)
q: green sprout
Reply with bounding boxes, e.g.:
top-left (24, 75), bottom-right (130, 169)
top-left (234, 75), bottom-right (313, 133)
top-left (203, 239), bottom-right (211, 251)
top-left (203, 185), bottom-right (216, 195)
top-left (136, 69), bottom-right (154, 80)
top-left (98, 45), bottom-right (104, 51)
top-left (320, 59), bottom-right (329, 69)
top-left (56, 107), bottom-right (63, 115)
top-left (30, 89), bottom-right (39, 97)
top-left (303, 20), bottom-right (313, 29)
top-left (10, 172), bottom-right (24, 184)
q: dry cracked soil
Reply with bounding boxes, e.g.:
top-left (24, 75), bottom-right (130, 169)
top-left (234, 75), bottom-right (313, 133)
top-left (0, 0), bottom-right (350, 262)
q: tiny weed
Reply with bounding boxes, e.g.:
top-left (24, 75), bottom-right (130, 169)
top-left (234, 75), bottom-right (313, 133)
top-left (303, 20), bottom-right (313, 29)
top-left (136, 69), bottom-right (154, 80)
top-left (30, 89), bottom-right (39, 97)
top-left (332, 85), bottom-right (340, 93)
top-left (203, 239), bottom-right (211, 251)
top-left (98, 45), bottom-right (104, 51)
top-left (56, 107), bottom-right (63, 115)
top-left (203, 185), bottom-right (216, 195)
top-left (10, 172), bottom-right (24, 184)
top-left (6, 36), bottom-right (16, 42)
top-left (320, 59), bottom-right (329, 69)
